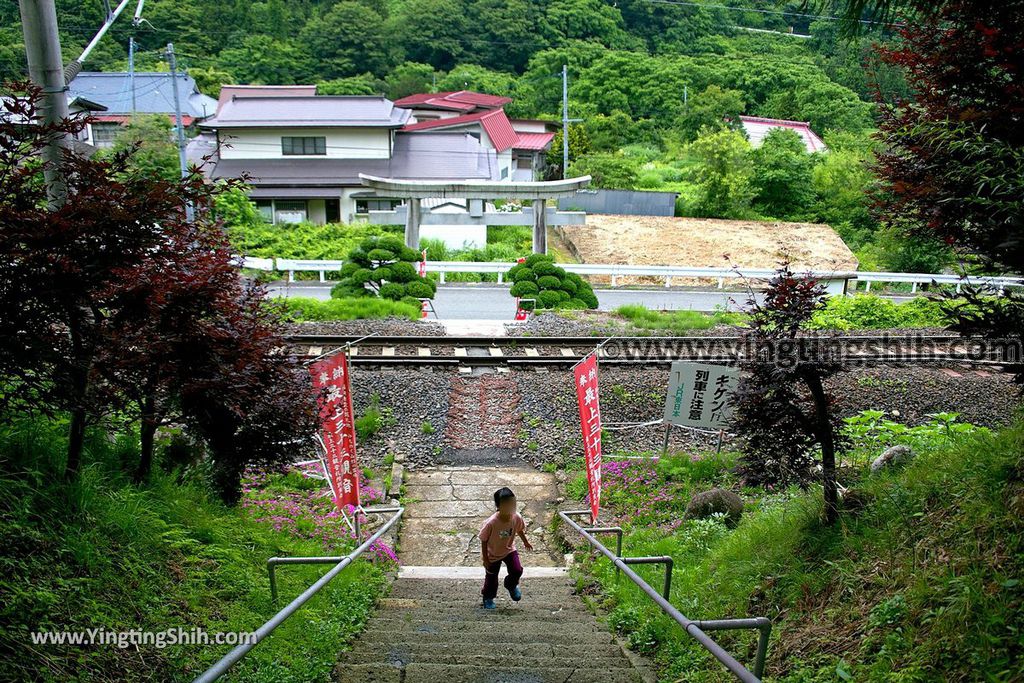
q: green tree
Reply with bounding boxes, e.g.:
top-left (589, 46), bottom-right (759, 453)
top-left (332, 235), bottom-right (435, 306)
top-left (546, 124), bottom-right (591, 179)
top-left (317, 74), bottom-right (385, 96)
top-left (385, 62), bottom-right (438, 100)
top-left (300, 2), bottom-right (393, 79)
top-left (188, 67), bottom-right (234, 98)
top-left (690, 128), bottom-right (754, 219)
top-left (389, 0), bottom-right (470, 71)
top-left (762, 80), bottom-right (873, 133)
top-left (811, 140), bottom-right (875, 249)
top-left (103, 114), bottom-right (179, 182)
top-left (543, 0), bottom-right (641, 49)
top-left (216, 35), bottom-right (312, 84)
top-left (678, 85), bottom-right (745, 141)
top-left (567, 153), bottom-right (639, 189)
top-left (467, 0), bottom-right (544, 72)
top-left (751, 128), bottom-right (815, 219)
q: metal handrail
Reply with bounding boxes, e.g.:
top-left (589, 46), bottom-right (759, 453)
top-left (559, 510), bottom-right (770, 683)
top-left (193, 506), bottom-right (404, 683)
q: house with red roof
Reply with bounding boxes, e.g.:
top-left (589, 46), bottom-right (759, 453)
top-left (395, 90), bottom-right (556, 181)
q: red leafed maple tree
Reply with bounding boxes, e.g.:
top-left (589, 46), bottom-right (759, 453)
top-left (873, 0), bottom-right (1024, 273)
top-left (0, 85), bottom-right (318, 499)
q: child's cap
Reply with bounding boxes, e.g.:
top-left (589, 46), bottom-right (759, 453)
top-left (494, 486), bottom-right (516, 509)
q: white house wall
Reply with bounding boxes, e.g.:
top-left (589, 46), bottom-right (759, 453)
top-left (219, 127), bottom-right (392, 160)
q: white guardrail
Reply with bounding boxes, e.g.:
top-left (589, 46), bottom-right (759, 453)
top-left (239, 257), bottom-right (1024, 294)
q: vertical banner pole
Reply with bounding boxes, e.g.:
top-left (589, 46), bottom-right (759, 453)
top-left (308, 352), bottom-right (361, 513)
top-left (573, 351), bottom-right (602, 525)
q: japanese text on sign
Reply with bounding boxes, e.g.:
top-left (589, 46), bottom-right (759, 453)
top-left (309, 353), bottom-right (360, 510)
top-left (573, 352), bottom-right (602, 523)
top-left (663, 362), bottom-right (739, 430)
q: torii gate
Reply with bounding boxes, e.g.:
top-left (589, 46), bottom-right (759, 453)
top-left (358, 174), bottom-right (592, 254)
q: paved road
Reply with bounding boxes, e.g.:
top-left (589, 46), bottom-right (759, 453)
top-left (267, 282), bottom-right (760, 319)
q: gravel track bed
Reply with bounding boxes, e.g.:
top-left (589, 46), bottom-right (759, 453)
top-left (350, 370), bottom-right (450, 470)
top-left (347, 365), bottom-right (1019, 470)
top-left (507, 312), bottom-right (952, 339)
top-left (286, 317), bottom-right (446, 337)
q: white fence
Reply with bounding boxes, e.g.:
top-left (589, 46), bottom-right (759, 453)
top-left (239, 257), bottom-right (1024, 294)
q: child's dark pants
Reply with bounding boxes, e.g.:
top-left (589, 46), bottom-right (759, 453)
top-left (481, 550), bottom-right (523, 600)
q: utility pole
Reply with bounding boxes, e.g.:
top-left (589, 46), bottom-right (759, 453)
top-left (128, 36), bottom-right (136, 112)
top-left (561, 65), bottom-right (582, 179)
top-left (19, 0), bottom-right (70, 207)
top-left (165, 43), bottom-right (194, 221)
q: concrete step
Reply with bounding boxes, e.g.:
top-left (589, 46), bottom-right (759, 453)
top-left (364, 616), bottom-right (605, 634)
top-left (388, 578), bottom-right (576, 600)
top-left (374, 601), bottom-right (593, 617)
top-left (342, 652), bottom-right (635, 669)
top-left (348, 640), bottom-right (627, 660)
top-left (368, 607), bottom-right (594, 623)
top-left (337, 663), bottom-right (644, 683)
top-left (357, 626), bottom-right (616, 647)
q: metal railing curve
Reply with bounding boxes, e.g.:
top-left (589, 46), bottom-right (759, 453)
top-left (193, 506), bottom-right (403, 683)
top-left (559, 509), bottom-right (770, 683)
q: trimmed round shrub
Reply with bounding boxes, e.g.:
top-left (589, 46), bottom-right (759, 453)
top-left (510, 267), bottom-right (537, 282)
top-left (532, 261), bottom-right (558, 276)
top-left (536, 275), bottom-right (562, 290)
top-left (577, 288), bottom-right (599, 308)
top-left (374, 266), bottom-right (393, 281)
top-left (538, 290), bottom-right (563, 308)
top-left (405, 280), bottom-right (434, 299)
top-left (525, 253), bottom-right (548, 268)
top-left (506, 263), bottom-right (526, 280)
top-left (366, 248), bottom-right (396, 262)
top-left (389, 261), bottom-right (417, 282)
top-left (379, 282), bottom-right (405, 300)
top-left (559, 279), bottom-right (578, 295)
top-left (400, 246), bottom-right (422, 262)
top-left (352, 268), bottom-right (374, 284)
top-left (510, 280), bottom-right (539, 297)
top-left (339, 261), bottom-right (360, 278)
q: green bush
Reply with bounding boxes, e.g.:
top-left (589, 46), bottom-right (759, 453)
top-left (279, 297), bottom-right (421, 321)
top-left (807, 294), bottom-right (951, 330)
top-left (508, 254), bottom-right (598, 311)
top-left (331, 235), bottom-right (435, 302)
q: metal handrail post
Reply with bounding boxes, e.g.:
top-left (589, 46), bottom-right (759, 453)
top-left (193, 506), bottom-right (403, 683)
top-left (620, 556), bottom-right (673, 600)
top-left (582, 526), bottom-right (623, 578)
top-left (559, 510), bottom-right (766, 683)
top-left (266, 506), bottom-right (402, 605)
top-left (695, 618), bottom-right (772, 680)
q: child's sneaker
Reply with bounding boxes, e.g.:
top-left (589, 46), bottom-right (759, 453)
top-left (509, 586), bottom-right (522, 602)
top-left (482, 598), bottom-right (496, 609)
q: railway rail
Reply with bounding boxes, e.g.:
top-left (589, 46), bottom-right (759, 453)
top-left (281, 333), bottom-right (1019, 369)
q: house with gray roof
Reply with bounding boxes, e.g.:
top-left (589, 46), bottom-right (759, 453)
top-left (198, 94), bottom-right (500, 225)
top-left (67, 71), bottom-right (217, 148)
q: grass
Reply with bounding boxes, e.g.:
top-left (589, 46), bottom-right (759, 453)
top-left (278, 296), bottom-right (421, 322)
top-left (568, 414), bottom-right (1023, 681)
top-left (614, 304), bottom-right (746, 332)
top-left (0, 414), bottom-right (390, 682)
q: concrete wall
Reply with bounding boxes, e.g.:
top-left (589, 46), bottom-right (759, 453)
top-left (219, 127), bottom-right (391, 160)
top-left (558, 188), bottom-right (678, 217)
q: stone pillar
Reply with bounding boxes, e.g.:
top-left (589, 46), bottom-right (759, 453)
top-left (404, 198), bottom-right (421, 248)
top-left (532, 198), bottom-right (547, 254)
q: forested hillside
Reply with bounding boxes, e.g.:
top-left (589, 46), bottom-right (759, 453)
top-left (0, 1), bottom-right (954, 270)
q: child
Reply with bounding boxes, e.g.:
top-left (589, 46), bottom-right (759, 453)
top-left (479, 486), bottom-right (533, 609)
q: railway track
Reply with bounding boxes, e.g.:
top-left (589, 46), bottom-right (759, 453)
top-left (281, 333), bottom-right (1017, 369)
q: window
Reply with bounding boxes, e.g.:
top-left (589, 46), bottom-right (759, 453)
top-left (355, 198), bottom-right (400, 214)
top-left (91, 122), bottom-right (121, 148)
top-left (281, 136), bottom-right (326, 155)
top-left (255, 200), bottom-right (274, 222)
top-left (274, 200), bottom-right (307, 224)
top-left (500, 166), bottom-right (508, 179)
top-left (516, 155), bottom-right (533, 169)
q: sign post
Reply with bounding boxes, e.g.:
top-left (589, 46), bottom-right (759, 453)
top-left (308, 352), bottom-right (360, 512)
top-left (662, 362), bottom-right (739, 454)
top-left (573, 352), bottom-right (602, 524)
top-left (418, 249), bottom-right (429, 318)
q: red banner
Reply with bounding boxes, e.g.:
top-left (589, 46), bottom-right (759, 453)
top-left (418, 249), bottom-right (427, 277)
top-left (309, 353), bottom-right (360, 510)
top-left (573, 352), bottom-right (602, 522)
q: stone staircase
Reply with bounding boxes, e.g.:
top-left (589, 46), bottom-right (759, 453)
top-left (335, 458), bottom-right (650, 683)
top-left (337, 574), bottom-right (647, 683)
